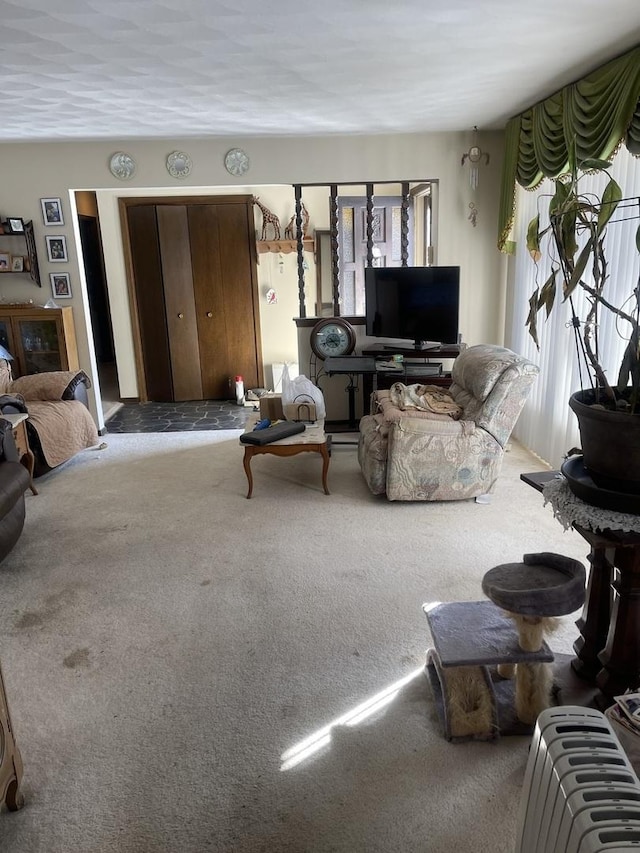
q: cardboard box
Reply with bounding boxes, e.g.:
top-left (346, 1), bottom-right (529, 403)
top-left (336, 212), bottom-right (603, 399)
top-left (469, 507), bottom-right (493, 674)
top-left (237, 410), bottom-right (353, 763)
top-left (259, 394), bottom-right (284, 421)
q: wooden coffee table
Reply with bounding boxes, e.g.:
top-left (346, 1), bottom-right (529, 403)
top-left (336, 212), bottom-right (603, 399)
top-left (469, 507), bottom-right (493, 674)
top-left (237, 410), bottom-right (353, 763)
top-left (241, 417), bottom-right (330, 499)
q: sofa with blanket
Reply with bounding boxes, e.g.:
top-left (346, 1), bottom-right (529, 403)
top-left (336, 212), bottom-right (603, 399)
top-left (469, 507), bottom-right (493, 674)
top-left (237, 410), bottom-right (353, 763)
top-left (357, 344), bottom-right (539, 501)
top-left (0, 370), bottom-right (99, 477)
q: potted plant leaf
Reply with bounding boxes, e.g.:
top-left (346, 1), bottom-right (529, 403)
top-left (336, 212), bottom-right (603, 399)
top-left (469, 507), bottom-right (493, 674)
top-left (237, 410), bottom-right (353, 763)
top-left (526, 150), bottom-right (640, 498)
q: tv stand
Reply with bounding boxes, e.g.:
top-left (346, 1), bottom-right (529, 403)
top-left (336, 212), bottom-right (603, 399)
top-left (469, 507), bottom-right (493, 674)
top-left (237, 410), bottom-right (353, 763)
top-left (360, 342), bottom-right (464, 408)
top-left (381, 342), bottom-right (441, 352)
top-left (322, 343), bottom-right (465, 426)
top-left (368, 343), bottom-right (462, 358)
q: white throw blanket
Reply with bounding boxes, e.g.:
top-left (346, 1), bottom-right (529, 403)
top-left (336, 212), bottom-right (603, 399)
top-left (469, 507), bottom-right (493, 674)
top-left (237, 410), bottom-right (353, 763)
top-left (388, 382), bottom-right (463, 419)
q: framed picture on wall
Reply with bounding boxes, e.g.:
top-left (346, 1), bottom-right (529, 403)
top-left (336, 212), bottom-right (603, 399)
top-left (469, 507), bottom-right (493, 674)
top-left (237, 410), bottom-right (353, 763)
top-left (50, 272), bottom-right (72, 299)
top-left (5, 217), bottom-right (24, 234)
top-left (11, 256), bottom-right (24, 272)
top-left (0, 253), bottom-right (9, 271)
top-left (40, 198), bottom-right (64, 226)
top-left (45, 234), bottom-right (67, 262)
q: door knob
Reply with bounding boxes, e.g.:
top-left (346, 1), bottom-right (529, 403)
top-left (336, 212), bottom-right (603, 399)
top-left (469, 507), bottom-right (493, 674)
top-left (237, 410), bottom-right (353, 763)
top-left (178, 313), bottom-right (184, 319)
top-left (206, 312), bottom-right (213, 318)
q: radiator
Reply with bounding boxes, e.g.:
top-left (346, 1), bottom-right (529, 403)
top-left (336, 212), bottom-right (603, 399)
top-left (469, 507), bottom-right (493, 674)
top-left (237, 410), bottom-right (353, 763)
top-left (515, 706), bottom-right (640, 853)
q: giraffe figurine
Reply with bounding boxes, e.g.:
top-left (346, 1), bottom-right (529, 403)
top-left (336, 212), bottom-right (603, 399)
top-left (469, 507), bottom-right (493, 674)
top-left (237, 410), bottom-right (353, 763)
top-left (253, 197), bottom-right (281, 241)
top-left (284, 215), bottom-right (295, 240)
top-left (283, 202), bottom-right (310, 240)
top-left (300, 201), bottom-right (310, 237)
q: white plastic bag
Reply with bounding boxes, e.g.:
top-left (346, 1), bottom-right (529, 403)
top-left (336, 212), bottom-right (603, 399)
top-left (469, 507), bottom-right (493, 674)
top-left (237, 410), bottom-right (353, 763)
top-left (281, 364), bottom-right (326, 419)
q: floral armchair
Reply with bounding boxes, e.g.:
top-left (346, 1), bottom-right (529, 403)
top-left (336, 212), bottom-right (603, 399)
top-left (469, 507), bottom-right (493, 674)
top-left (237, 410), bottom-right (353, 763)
top-left (357, 344), bottom-right (539, 501)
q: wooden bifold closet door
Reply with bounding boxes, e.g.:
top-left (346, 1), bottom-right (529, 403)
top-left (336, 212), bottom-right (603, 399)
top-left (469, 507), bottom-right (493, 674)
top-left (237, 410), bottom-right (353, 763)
top-left (126, 198), bottom-right (262, 402)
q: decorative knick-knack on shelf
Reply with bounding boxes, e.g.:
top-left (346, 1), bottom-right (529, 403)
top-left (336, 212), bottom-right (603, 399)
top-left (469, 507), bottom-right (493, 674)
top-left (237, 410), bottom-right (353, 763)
top-left (283, 202), bottom-right (310, 239)
top-left (253, 197), bottom-right (281, 241)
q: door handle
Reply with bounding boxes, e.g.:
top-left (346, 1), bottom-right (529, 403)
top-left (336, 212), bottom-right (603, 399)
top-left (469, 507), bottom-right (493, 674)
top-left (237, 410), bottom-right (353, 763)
top-left (178, 313), bottom-right (184, 319)
top-left (206, 312), bottom-right (213, 318)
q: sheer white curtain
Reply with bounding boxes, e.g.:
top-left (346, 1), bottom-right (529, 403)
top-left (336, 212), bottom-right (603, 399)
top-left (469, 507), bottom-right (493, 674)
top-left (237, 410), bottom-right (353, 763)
top-left (507, 147), bottom-right (640, 467)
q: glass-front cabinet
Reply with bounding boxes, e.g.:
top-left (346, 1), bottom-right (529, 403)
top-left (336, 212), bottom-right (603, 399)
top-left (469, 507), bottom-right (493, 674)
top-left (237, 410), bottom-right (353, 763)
top-left (0, 305), bottom-right (79, 377)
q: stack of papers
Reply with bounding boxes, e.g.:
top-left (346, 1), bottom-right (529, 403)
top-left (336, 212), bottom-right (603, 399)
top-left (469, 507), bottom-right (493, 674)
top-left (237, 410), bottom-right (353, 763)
top-left (609, 691), bottom-right (640, 736)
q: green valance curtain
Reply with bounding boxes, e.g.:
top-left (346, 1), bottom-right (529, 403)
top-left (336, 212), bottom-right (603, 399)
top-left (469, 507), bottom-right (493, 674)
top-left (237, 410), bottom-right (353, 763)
top-left (498, 46), bottom-right (640, 252)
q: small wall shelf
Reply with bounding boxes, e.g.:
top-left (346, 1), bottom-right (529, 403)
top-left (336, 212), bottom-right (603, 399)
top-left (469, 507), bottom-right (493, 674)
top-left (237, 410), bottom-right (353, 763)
top-left (0, 221), bottom-right (40, 286)
top-left (256, 238), bottom-right (314, 254)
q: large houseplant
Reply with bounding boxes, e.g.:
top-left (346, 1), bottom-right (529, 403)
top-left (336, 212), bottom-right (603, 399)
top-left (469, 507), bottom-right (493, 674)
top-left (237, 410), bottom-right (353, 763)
top-left (526, 152), bottom-right (640, 495)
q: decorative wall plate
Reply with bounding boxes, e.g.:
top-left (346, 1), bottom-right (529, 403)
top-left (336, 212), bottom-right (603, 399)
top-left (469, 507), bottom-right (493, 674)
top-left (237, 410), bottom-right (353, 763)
top-left (109, 151), bottom-right (136, 180)
top-left (224, 148), bottom-right (250, 176)
top-left (166, 151), bottom-right (192, 179)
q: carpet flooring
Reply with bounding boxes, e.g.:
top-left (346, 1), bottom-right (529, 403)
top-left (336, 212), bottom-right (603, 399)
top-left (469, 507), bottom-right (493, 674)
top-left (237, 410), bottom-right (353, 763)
top-left (0, 432), bottom-right (591, 852)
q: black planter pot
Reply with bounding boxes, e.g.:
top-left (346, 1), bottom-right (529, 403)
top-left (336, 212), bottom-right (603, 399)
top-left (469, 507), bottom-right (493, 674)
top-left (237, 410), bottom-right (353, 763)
top-left (569, 389), bottom-right (640, 495)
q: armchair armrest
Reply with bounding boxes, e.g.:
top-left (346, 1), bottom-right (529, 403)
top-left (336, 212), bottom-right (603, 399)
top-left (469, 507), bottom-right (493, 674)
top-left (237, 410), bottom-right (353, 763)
top-left (0, 418), bottom-right (20, 463)
top-left (0, 394), bottom-right (28, 416)
top-left (9, 370), bottom-right (91, 404)
top-left (395, 415), bottom-right (475, 437)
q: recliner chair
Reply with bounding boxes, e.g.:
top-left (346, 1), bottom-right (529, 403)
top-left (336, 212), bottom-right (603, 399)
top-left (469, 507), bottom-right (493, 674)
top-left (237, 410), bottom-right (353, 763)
top-left (0, 370), bottom-right (98, 477)
top-left (357, 344), bottom-right (539, 501)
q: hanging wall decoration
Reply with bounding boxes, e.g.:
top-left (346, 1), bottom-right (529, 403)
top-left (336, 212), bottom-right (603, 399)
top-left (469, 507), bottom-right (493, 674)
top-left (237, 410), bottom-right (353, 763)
top-left (45, 234), bottom-right (68, 262)
top-left (225, 148), bottom-right (250, 177)
top-left (461, 126), bottom-right (490, 190)
top-left (166, 151), bottom-right (192, 179)
top-left (50, 272), bottom-right (72, 299)
top-left (109, 152), bottom-right (136, 180)
top-left (40, 198), bottom-right (64, 225)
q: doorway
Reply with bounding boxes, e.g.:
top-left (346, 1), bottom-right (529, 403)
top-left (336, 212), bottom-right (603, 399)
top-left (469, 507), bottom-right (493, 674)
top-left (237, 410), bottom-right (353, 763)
top-left (77, 209), bottom-right (119, 420)
top-left (122, 195), bottom-right (263, 403)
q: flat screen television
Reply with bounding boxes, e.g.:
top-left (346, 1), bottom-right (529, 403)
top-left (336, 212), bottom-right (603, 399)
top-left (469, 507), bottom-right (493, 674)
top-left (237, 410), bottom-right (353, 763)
top-left (365, 265), bottom-right (460, 349)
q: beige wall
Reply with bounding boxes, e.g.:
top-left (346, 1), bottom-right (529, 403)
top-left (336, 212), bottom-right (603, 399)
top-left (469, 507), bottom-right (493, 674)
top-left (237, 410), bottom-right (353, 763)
top-left (0, 130), bottom-right (505, 426)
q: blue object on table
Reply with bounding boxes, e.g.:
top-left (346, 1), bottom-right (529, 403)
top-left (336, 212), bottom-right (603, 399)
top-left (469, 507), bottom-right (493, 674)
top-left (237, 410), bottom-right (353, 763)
top-left (254, 418), bottom-right (271, 430)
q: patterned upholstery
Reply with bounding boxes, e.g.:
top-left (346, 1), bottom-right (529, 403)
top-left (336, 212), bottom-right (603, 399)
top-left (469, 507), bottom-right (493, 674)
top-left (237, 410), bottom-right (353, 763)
top-left (357, 344), bottom-right (539, 501)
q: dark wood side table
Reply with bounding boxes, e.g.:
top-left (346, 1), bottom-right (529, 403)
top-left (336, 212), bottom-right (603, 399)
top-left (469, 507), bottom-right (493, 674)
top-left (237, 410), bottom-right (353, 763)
top-left (521, 471), bottom-right (640, 705)
top-left (573, 524), bottom-right (640, 700)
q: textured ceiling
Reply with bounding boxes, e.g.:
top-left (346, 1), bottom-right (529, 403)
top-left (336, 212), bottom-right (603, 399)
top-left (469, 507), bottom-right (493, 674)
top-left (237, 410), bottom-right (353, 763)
top-left (0, 0), bottom-right (639, 142)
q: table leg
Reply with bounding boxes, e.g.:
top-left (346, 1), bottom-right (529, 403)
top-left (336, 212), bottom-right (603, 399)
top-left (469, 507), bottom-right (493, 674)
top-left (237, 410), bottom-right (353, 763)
top-left (320, 444), bottom-right (330, 495)
top-left (20, 450), bottom-right (38, 496)
top-left (572, 544), bottom-right (613, 680)
top-left (596, 544), bottom-right (640, 701)
top-left (243, 448), bottom-right (254, 499)
top-left (346, 382), bottom-right (357, 429)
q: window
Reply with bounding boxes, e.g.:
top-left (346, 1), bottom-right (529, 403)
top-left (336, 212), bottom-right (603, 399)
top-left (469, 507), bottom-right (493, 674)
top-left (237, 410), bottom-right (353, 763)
top-left (506, 147), bottom-right (640, 466)
top-left (337, 196), bottom-right (414, 315)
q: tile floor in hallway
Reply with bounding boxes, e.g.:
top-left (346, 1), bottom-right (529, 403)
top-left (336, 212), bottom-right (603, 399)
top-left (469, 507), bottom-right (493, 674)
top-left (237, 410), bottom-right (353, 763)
top-left (105, 400), bottom-right (257, 433)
